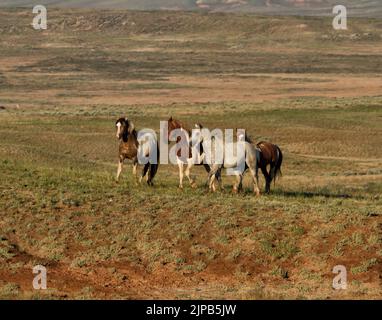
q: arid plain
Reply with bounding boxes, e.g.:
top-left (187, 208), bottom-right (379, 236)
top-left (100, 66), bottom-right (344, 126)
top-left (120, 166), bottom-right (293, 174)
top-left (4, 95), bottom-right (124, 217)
top-left (0, 9), bottom-right (381, 299)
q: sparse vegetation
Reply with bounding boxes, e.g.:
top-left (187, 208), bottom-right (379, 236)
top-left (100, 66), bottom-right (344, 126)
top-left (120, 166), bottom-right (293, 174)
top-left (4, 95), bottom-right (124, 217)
top-left (0, 8), bottom-right (381, 300)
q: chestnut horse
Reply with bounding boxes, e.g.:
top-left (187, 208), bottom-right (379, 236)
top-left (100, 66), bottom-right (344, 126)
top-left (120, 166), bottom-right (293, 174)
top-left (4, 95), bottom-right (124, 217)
top-left (255, 141), bottom-right (283, 193)
top-left (167, 117), bottom-right (220, 189)
top-left (115, 118), bottom-right (158, 186)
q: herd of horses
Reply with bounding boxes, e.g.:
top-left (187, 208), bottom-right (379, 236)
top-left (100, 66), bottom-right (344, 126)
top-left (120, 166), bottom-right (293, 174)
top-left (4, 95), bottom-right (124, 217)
top-left (115, 117), bottom-right (283, 195)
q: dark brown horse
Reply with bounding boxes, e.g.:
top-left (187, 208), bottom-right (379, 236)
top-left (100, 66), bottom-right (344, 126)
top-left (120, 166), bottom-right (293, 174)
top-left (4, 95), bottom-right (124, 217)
top-left (115, 117), bottom-right (158, 186)
top-left (167, 117), bottom-right (219, 189)
top-left (256, 141), bottom-right (283, 193)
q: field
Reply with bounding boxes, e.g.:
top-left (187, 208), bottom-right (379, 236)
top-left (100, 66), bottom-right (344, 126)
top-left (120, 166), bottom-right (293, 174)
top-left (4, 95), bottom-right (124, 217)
top-left (0, 9), bottom-right (381, 299)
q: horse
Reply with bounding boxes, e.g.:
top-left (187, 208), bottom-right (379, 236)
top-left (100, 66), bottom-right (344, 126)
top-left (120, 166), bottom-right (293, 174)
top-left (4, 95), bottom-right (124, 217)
top-left (254, 140), bottom-right (283, 193)
top-left (115, 117), bottom-right (158, 186)
top-left (167, 117), bottom-right (220, 189)
top-left (198, 127), bottom-right (261, 195)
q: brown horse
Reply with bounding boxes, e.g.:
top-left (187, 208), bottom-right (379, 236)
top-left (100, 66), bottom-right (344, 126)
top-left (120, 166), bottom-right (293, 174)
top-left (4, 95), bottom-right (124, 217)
top-left (167, 117), bottom-right (219, 189)
top-left (255, 141), bottom-right (283, 193)
top-left (115, 117), bottom-right (158, 186)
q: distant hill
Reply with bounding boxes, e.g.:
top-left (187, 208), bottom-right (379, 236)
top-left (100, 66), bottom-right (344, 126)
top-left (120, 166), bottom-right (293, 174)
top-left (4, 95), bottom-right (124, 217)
top-left (0, 0), bottom-right (381, 17)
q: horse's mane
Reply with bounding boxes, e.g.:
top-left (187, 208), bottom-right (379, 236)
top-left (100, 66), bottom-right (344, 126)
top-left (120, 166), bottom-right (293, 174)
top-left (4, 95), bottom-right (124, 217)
top-left (236, 128), bottom-right (253, 143)
top-left (130, 128), bottom-right (138, 138)
top-left (168, 117), bottom-right (191, 135)
top-left (122, 128), bottom-right (137, 142)
top-left (244, 132), bottom-right (253, 144)
top-left (120, 118), bottom-right (137, 142)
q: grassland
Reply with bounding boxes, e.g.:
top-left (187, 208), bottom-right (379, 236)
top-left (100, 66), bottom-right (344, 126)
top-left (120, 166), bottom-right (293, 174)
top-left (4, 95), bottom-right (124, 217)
top-left (0, 9), bottom-right (381, 299)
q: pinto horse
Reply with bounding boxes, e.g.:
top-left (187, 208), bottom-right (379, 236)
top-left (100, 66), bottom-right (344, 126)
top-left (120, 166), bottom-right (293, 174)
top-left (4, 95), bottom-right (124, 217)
top-left (115, 117), bottom-right (158, 186)
top-left (255, 141), bottom-right (283, 193)
top-left (167, 117), bottom-right (219, 189)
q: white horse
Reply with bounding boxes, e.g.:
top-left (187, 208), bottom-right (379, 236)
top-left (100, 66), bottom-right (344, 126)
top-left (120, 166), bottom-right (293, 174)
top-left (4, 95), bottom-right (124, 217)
top-left (198, 128), bottom-right (261, 195)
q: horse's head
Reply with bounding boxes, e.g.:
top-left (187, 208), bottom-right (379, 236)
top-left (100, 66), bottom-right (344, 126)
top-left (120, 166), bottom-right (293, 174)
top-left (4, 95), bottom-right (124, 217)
top-left (193, 123), bottom-right (204, 142)
top-left (115, 117), bottom-right (135, 141)
top-left (235, 128), bottom-right (251, 143)
top-left (167, 116), bottom-right (182, 140)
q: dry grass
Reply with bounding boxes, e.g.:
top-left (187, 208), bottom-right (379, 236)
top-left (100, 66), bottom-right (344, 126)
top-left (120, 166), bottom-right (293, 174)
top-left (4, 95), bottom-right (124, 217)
top-left (0, 8), bottom-right (381, 300)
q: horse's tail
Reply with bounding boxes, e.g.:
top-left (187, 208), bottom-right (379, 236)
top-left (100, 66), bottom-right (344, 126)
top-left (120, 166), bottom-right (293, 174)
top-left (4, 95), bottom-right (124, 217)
top-left (149, 163), bottom-right (159, 183)
top-left (274, 145), bottom-right (283, 186)
top-left (254, 147), bottom-right (261, 171)
top-left (148, 144), bottom-right (160, 185)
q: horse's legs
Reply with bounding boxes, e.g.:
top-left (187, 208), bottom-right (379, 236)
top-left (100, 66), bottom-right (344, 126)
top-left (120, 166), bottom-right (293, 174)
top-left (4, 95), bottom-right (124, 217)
top-left (202, 163), bottom-right (221, 190)
top-left (256, 166), bottom-right (260, 193)
top-left (209, 173), bottom-right (216, 192)
top-left (233, 174), bottom-right (243, 193)
top-left (185, 160), bottom-right (196, 188)
top-left (269, 163), bottom-right (276, 191)
top-left (208, 165), bottom-right (219, 192)
top-left (146, 164), bottom-right (157, 186)
top-left (132, 161), bottom-right (140, 184)
top-left (178, 162), bottom-right (184, 189)
top-left (116, 159), bottom-right (123, 182)
top-left (249, 167), bottom-right (261, 196)
top-left (216, 168), bottom-right (224, 190)
top-left (140, 163), bottom-right (150, 184)
top-left (260, 165), bottom-right (271, 193)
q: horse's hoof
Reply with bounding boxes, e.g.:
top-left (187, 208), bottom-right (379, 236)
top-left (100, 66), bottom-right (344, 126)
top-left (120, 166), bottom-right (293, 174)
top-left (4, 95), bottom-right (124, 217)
top-left (179, 186), bottom-right (184, 190)
top-left (191, 182), bottom-right (197, 189)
